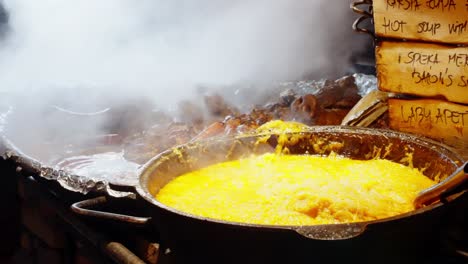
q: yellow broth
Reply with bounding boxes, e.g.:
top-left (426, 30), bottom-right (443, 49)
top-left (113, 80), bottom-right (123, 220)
top-left (156, 153), bottom-right (435, 225)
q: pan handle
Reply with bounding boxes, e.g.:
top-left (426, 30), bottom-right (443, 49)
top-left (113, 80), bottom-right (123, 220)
top-left (71, 196), bottom-right (151, 226)
top-left (293, 223), bottom-right (367, 240)
top-left (414, 162), bottom-right (468, 209)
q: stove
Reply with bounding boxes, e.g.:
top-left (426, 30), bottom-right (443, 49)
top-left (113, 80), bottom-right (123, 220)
top-left (0, 156), bottom-right (173, 264)
top-left (1, 150), bottom-right (467, 264)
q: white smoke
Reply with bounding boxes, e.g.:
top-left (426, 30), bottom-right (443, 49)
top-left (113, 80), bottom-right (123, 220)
top-left (0, 0), bottom-right (367, 160)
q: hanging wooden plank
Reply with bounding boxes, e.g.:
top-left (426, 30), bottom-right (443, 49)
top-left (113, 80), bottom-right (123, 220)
top-left (376, 41), bottom-right (468, 104)
top-left (388, 98), bottom-right (468, 158)
top-left (373, 0), bottom-right (468, 44)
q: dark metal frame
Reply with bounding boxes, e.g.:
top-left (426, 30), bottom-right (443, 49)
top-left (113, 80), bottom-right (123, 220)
top-left (351, 0), bottom-right (375, 38)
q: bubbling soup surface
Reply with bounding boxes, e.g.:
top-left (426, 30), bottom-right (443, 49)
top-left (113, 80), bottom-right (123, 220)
top-left (156, 154), bottom-right (435, 225)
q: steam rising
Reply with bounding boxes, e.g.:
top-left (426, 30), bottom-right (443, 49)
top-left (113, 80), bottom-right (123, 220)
top-left (0, 0), bottom-right (366, 161)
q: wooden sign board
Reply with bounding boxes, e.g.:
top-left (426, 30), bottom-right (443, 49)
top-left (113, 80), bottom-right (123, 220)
top-left (388, 98), bottom-right (468, 157)
top-left (376, 41), bottom-right (468, 104)
top-left (373, 0), bottom-right (468, 44)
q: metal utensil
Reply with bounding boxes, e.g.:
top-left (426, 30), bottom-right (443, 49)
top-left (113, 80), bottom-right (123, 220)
top-left (414, 162), bottom-right (468, 209)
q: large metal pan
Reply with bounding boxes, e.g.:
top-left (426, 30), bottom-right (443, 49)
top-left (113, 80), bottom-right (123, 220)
top-left (72, 126), bottom-right (467, 264)
top-left (0, 103), bottom-right (142, 196)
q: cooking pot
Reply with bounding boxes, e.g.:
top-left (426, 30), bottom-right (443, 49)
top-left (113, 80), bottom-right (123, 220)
top-left (71, 126), bottom-right (467, 264)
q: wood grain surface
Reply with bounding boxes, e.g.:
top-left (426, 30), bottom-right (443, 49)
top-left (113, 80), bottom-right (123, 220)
top-left (388, 98), bottom-right (468, 158)
top-left (376, 41), bottom-right (468, 104)
top-left (374, 0), bottom-right (468, 44)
